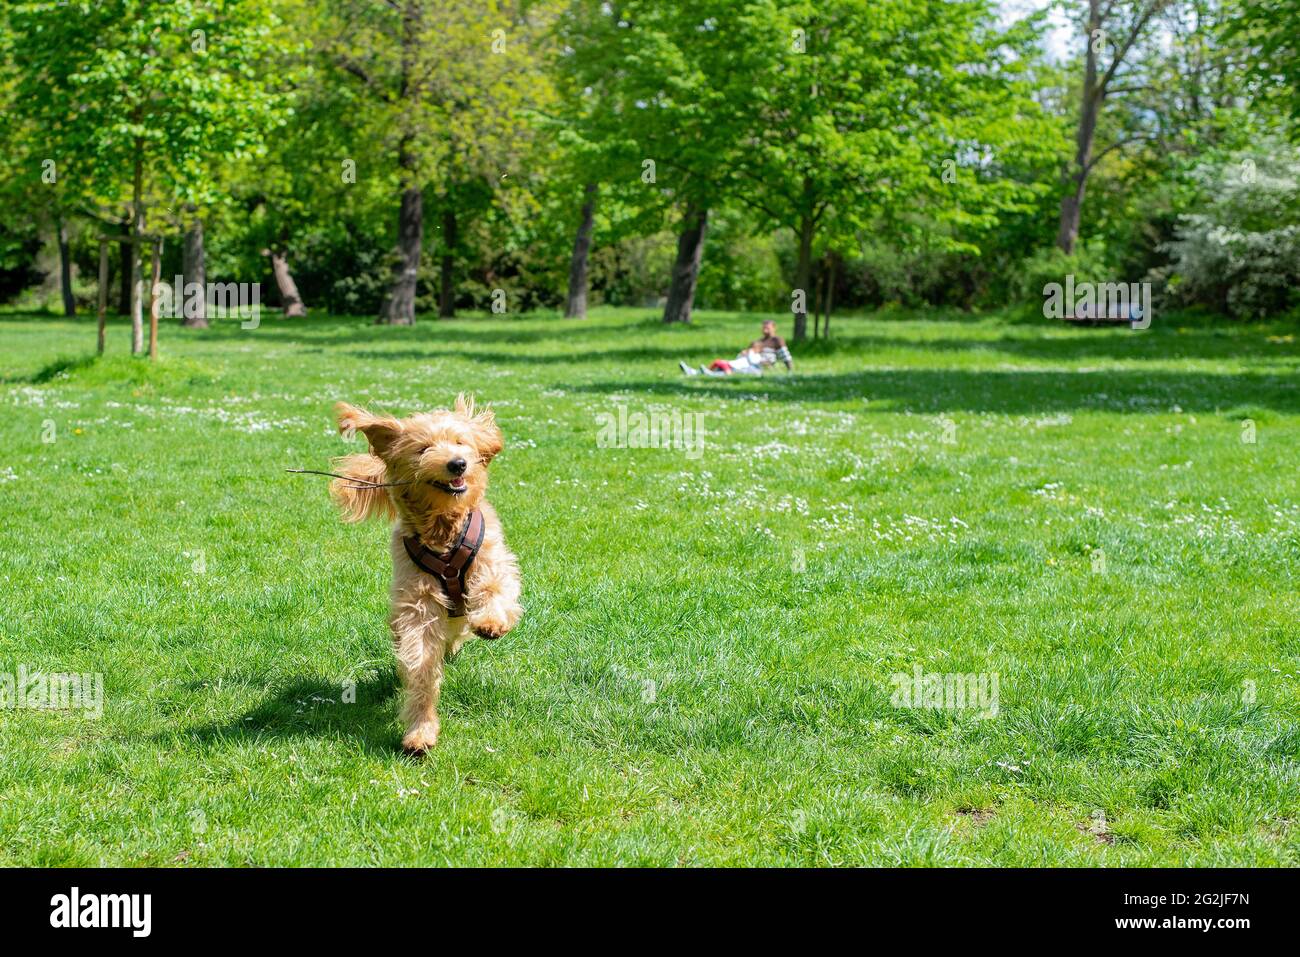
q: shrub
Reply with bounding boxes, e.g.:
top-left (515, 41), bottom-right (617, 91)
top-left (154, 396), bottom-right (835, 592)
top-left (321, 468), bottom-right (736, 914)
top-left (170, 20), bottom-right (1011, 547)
top-left (1008, 242), bottom-right (1117, 307)
top-left (1161, 140), bottom-right (1300, 319)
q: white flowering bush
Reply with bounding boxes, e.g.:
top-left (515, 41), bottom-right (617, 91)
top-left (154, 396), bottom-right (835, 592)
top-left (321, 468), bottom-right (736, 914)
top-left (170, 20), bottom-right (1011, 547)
top-left (1162, 140), bottom-right (1300, 319)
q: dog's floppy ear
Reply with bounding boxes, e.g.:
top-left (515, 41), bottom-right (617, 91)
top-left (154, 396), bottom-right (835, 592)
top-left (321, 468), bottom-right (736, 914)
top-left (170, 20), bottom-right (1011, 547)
top-left (470, 404), bottom-right (504, 465)
top-left (329, 453), bottom-right (396, 523)
top-left (335, 402), bottom-right (402, 455)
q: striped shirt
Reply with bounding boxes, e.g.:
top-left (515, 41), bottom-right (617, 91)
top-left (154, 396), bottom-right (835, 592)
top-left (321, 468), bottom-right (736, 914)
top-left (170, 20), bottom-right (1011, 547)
top-left (749, 334), bottom-right (793, 369)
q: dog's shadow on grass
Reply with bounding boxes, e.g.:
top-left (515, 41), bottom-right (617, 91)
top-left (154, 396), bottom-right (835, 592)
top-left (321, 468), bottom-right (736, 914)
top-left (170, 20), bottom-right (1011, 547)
top-left (178, 673), bottom-right (406, 757)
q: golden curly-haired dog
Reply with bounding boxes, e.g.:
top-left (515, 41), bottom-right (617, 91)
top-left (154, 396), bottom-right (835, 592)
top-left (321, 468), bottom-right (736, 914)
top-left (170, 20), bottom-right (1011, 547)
top-left (330, 394), bottom-right (522, 753)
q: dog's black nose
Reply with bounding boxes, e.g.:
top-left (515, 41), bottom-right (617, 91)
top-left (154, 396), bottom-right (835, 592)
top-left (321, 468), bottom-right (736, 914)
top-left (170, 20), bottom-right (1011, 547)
top-left (447, 457), bottom-right (467, 476)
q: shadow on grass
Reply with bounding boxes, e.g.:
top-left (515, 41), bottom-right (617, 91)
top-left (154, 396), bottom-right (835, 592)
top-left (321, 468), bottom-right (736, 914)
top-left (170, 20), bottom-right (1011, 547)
top-left (441, 330), bottom-right (1298, 369)
top-left (795, 329), bottom-right (1300, 365)
top-left (183, 314), bottom-right (656, 347)
top-left (179, 672), bottom-right (406, 757)
top-left (572, 366), bottom-right (1300, 414)
top-left (201, 312), bottom-right (1298, 370)
top-left (350, 345), bottom-right (694, 365)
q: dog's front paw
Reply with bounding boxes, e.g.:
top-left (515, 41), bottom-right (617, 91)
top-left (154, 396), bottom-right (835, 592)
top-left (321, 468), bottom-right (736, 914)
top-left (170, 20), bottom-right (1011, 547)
top-left (401, 720), bottom-right (440, 754)
top-left (471, 617), bottom-right (510, 641)
top-left (469, 605), bottom-right (520, 641)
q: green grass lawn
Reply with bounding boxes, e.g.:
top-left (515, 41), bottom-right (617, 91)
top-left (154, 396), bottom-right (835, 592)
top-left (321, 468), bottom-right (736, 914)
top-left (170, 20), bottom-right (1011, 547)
top-left (1, 304), bottom-right (1297, 866)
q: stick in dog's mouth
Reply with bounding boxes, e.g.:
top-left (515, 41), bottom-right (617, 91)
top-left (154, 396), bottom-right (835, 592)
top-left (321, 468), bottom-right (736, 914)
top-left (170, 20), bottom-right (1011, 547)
top-left (289, 468), bottom-right (468, 494)
top-left (286, 468), bottom-right (417, 490)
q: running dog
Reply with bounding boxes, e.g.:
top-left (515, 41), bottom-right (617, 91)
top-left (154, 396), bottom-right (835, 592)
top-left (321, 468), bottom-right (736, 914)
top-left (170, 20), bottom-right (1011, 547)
top-left (330, 395), bottom-right (522, 753)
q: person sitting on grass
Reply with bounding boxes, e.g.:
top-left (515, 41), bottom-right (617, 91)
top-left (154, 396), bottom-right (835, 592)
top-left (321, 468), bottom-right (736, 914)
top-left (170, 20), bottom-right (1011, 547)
top-left (679, 320), bottom-right (794, 376)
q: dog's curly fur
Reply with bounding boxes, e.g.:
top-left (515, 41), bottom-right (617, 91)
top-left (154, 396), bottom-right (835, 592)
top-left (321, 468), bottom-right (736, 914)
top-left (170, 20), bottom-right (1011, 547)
top-left (330, 394), bottom-right (522, 753)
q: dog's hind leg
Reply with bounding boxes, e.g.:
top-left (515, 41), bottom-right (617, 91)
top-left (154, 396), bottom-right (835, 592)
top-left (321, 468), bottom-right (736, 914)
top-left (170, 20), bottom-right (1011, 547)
top-left (447, 620), bottom-right (474, 658)
top-left (391, 603), bottom-right (447, 753)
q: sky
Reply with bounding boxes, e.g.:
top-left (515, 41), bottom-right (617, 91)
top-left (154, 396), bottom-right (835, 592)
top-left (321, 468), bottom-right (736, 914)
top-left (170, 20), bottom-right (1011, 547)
top-left (1000, 0), bottom-right (1078, 62)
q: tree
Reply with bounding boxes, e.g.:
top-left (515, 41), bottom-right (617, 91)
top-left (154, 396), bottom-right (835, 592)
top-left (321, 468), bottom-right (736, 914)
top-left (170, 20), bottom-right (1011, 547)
top-left (0, 9), bottom-right (76, 317)
top-left (8, 0), bottom-right (287, 353)
top-left (562, 1), bottom-right (742, 324)
top-left (321, 0), bottom-right (559, 324)
top-left (707, 0), bottom-right (1041, 339)
top-left (1055, 0), bottom-right (1170, 253)
top-left (561, 0), bottom-right (1056, 333)
top-left (549, 1), bottom-right (668, 318)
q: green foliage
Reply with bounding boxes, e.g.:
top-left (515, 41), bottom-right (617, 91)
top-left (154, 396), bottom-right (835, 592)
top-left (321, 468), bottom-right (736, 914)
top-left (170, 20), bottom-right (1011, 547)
top-left (6, 0), bottom-right (289, 233)
top-left (1234, 0), bottom-right (1300, 122)
top-left (694, 215), bottom-right (788, 312)
top-left (0, 0), bottom-right (1296, 318)
top-left (1010, 243), bottom-right (1119, 305)
top-left (1160, 137), bottom-right (1300, 318)
top-left (589, 234), bottom-right (676, 308)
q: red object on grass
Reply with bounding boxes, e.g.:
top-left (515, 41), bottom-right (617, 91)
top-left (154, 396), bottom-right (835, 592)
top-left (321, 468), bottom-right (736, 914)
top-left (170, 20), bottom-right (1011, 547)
top-left (709, 360), bottom-right (732, 372)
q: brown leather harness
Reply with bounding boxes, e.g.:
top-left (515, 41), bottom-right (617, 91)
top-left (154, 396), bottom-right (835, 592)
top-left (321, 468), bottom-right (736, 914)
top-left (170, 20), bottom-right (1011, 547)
top-left (402, 509), bottom-right (485, 618)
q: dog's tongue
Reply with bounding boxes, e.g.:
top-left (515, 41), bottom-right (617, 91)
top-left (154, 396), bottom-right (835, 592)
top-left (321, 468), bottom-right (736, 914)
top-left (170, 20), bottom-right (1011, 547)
top-left (449, 477), bottom-right (467, 490)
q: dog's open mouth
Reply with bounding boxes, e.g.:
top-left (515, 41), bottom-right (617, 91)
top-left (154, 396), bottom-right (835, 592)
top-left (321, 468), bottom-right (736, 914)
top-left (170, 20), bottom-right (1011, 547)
top-left (432, 477), bottom-right (468, 494)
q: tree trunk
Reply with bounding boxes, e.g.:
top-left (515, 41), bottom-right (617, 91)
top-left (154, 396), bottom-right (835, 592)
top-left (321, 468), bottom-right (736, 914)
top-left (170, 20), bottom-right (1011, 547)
top-left (267, 250), bottom-right (307, 317)
top-left (379, 3), bottom-right (422, 325)
top-left (57, 217), bottom-right (76, 317)
top-left (792, 213), bottom-right (814, 342)
top-left (813, 257), bottom-right (824, 339)
top-left (96, 240), bottom-right (109, 355)
top-left (182, 214), bottom-right (208, 328)
top-left (130, 149), bottom-right (144, 356)
top-left (439, 205), bottom-right (457, 319)
top-left (118, 228), bottom-right (133, 315)
top-left (379, 181), bottom-right (422, 325)
top-left (824, 254), bottom-right (836, 339)
top-left (564, 183), bottom-right (598, 318)
top-left (148, 238), bottom-right (162, 360)
top-left (1057, 2), bottom-right (1103, 254)
top-left (662, 203), bottom-right (708, 324)
top-left (1057, 115), bottom-right (1098, 254)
